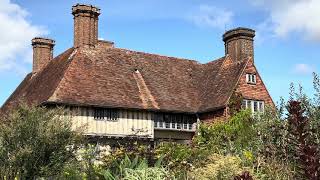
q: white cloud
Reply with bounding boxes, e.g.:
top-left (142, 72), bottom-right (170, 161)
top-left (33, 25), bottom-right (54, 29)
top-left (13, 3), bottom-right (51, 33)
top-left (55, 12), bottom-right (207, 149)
top-left (293, 63), bottom-right (315, 75)
top-left (188, 5), bottom-right (233, 29)
top-left (0, 0), bottom-right (47, 74)
top-left (251, 0), bottom-right (320, 41)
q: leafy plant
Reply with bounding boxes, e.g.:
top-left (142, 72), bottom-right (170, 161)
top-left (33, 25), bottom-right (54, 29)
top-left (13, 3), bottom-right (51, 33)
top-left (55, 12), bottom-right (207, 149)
top-left (123, 167), bottom-right (169, 180)
top-left (195, 110), bottom-right (255, 154)
top-left (155, 142), bottom-right (196, 179)
top-left (100, 154), bottom-right (167, 180)
top-left (229, 91), bottom-right (244, 116)
top-left (189, 153), bottom-right (248, 180)
top-left (0, 104), bottom-right (83, 179)
top-left (287, 100), bottom-right (320, 179)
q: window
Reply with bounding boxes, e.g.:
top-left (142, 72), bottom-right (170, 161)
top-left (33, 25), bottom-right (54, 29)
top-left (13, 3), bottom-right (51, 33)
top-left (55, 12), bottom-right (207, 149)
top-left (254, 101), bottom-right (258, 112)
top-left (153, 113), bottom-right (196, 131)
top-left (242, 99), bottom-right (264, 113)
top-left (177, 117), bottom-right (182, 129)
top-left (246, 74), bottom-right (256, 84)
top-left (154, 114), bottom-right (164, 128)
top-left (259, 102), bottom-right (264, 112)
top-left (94, 108), bottom-right (119, 121)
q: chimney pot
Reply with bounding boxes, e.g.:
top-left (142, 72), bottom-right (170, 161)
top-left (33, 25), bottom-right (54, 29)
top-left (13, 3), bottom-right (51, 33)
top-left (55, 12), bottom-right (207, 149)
top-left (223, 27), bottom-right (255, 62)
top-left (72, 4), bottom-right (100, 48)
top-left (32, 37), bottom-right (55, 73)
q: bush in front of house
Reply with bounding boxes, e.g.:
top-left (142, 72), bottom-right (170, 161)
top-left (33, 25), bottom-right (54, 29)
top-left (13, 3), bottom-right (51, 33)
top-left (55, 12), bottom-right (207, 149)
top-left (0, 105), bottom-right (83, 179)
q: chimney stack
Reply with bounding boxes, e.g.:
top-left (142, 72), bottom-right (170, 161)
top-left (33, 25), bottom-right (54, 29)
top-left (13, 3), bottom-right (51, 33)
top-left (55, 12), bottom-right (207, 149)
top-left (72, 4), bottom-right (100, 48)
top-left (32, 37), bottom-right (55, 73)
top-left (223, 27), bottom-right (255, 62)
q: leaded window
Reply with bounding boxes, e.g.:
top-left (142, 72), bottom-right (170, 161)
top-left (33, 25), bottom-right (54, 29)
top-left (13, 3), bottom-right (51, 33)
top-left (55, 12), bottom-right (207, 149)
top-left (94, 108), bottom-right (119, 121)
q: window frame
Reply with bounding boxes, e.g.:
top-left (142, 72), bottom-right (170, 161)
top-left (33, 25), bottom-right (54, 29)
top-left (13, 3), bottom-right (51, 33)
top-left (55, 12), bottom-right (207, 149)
top-left (93, 108), bottom-right (119, 121)
top-left (246, 73), bottom-right (257, 84)
top-left (242, 99), bottom-right (264, 113)
top-left (153, 113), bottom-right (196, 131)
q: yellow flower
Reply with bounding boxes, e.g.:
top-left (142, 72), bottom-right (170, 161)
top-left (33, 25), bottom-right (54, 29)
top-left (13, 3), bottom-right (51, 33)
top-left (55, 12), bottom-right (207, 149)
top-left (243, 150), bottom-right (253, 161)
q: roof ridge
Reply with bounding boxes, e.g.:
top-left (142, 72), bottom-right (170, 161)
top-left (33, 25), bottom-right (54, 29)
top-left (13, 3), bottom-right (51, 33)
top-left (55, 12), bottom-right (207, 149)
top-left (205, 56), bottom-right (225, 65)
top-left (113, 47), bottom-right (203, 64)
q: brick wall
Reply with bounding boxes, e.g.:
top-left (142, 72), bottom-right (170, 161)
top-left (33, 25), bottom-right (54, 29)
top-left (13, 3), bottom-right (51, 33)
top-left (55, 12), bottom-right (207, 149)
top-left (226, 38), bottom-right (254, 62)
top-left (236, 58), bottom-right (274, 107)
top-left (199, 108), bottom-right (227, 123)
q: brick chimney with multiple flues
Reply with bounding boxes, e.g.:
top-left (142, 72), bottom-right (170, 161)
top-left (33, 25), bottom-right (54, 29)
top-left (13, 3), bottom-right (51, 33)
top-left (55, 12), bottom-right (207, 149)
top-left (32, 37), bottom-right (55, 73)
top-left (72, 4), bottom-right (100, 48)
top-left (223, 27), bottom-right (255, 62)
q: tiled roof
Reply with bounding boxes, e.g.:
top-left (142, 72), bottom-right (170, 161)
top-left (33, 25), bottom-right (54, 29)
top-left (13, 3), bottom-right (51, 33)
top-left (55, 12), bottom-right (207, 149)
top-left (1, 42), bottom-right (248, 114)
top-left (1, 48), bottom-right (74, 112)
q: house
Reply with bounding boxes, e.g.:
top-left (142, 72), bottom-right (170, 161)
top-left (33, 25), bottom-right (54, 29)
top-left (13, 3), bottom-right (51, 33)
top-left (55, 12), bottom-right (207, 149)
top-left (1, 4), bottom-right (274, 145)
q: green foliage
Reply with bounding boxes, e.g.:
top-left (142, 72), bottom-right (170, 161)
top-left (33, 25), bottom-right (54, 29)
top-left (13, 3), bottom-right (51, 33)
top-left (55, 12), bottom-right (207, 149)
top-left (155, 142), bottom-right (193, 179)
top-left (99, 154), bottom-right (170, 180)
top-left (253, 107), bottom-right (291, 164)
top-left (229, 91), bottom-right (244, 116)
top-left (252, 158), bottom-right (294, 180)
top-left (123, 167), bottom-right (169, 180)
top-left (195, 110), bottom-right (255, 154)
top-left (0, 104), bottom-right (83, 179)
top-left (101, 142), bottom-right (154, 173)
top-left (189, 153), bottom-right (247, 180)
top-left (60, 144), bottom-right (104, 180)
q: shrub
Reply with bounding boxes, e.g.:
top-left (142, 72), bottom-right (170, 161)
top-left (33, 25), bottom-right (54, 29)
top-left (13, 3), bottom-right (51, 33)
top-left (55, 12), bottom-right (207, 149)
top-left (60, 144), bottom-right (104, 180)
top-left (155, 142), bottom-right (197, 179)
top-left (123, 167), bottom-right (169, 180)
top-left (100, 154), bottom-right (171, 180)
top-left (0, 104), bottom-right (83, 179)
top-left (194, 110), bottom-right (255, 154)
top-left (189, 153), bottom-right (248, 180)
top-left (287, 101), bottom-right (320, 179)
top-left (102, 142), bottom-right (154, 172)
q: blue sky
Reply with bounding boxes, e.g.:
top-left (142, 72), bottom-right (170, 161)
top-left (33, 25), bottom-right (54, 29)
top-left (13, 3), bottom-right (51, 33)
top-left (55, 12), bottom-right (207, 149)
top-left (0, 0), bottom-right (319, 106)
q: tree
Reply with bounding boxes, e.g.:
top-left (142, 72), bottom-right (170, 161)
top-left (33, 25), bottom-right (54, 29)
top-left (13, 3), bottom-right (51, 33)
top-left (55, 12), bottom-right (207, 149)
top-left (0, 104), bottom-right (83, 179)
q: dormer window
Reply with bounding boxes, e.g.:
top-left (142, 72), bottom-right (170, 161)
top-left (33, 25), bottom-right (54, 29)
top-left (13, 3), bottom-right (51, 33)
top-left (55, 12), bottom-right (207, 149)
top-left (246, 73), bottom-right (256, 84)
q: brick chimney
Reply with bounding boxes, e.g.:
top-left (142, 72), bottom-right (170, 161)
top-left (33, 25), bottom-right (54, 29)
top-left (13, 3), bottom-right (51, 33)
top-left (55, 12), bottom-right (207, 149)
top-left (223, 27), bottom-right (255, 62)
top-left (72, 4), bottom-right (100, 48)
top-left (32, 37), bottom-right (55, 73)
